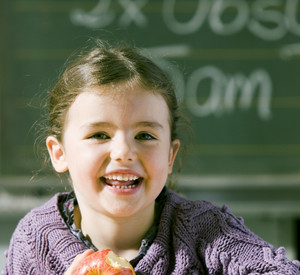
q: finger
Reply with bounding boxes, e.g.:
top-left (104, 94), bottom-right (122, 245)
top-left (74, 249), bottom-right (95, 264)
top-left (65, 249), bottom-right (94, 275)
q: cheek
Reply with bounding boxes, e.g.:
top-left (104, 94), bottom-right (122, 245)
top-left (144, 147), bottom-right (170, 176)
top-left (67, 146), bottom-right (107, 175)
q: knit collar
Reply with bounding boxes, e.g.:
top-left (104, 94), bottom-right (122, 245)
top-left (58, 187), bottom-right (168, 267)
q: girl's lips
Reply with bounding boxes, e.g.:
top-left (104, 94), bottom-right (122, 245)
top-left (100, 170), bottom-right (144, 192)
top-left (100, 176), bottom-right (143, 187)
top-left (100, 176), bottom-right (143, 192)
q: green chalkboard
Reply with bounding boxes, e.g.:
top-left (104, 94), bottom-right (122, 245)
top-left (2, 0), bottom-right (300, 177)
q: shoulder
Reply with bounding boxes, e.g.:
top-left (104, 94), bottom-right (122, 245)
top-left (163, 188), bottom-right (227, 227)
top-left (159, 188), bottom-right (235, 246)
top-left (9, 192), bottom-right (66, 236)
top-left (16, 192), bottom-right (68, 232)
top-left (4, 192), bottom-right (86, 274)
top-left (163, 188), bottom-right (278, 250)
top-left (162, 189), bottom-right (300, 274)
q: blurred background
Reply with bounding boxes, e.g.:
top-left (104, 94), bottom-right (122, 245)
top-left (1, 0), bottom-right (300, 269)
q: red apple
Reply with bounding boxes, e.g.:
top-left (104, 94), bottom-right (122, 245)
top-left (75, 249), bottom-right (136, 275)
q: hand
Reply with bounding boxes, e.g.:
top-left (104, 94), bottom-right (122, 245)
top-left (64, 249), bottom-right (95, 275)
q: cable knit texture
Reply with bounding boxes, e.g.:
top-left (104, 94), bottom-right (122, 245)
top-left (2, 189), bottom-right (300, 274)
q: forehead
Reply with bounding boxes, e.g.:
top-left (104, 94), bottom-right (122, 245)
top-left (84, 82), bottom-right (163, 103)
top-left (65, 84), bottom-right (171, 128)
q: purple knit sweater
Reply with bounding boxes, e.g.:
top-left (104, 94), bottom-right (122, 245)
top-left (3, 189), bottom-right (300, 275)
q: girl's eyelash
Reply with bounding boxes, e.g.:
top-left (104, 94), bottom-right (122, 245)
top-left (87, 132), bottom-right (156, 141)
top-left (135, 132), bottom-right (157, 140)
top-left (89, 132), bottom-right (110, 140)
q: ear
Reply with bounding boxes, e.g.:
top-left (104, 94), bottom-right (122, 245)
top-left (46, 136), bottom-right (68, 173)
top-left (168, 139), bottom-right (181, 174)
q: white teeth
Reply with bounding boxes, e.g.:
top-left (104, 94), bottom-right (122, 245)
top-left (103, 175), bottom-right (140, 189)
top-left (105, 174), bottom-right (139, 181)
top-left (111, 184), bottom-right (136, 189)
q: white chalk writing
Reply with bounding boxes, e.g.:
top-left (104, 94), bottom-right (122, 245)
top-left (146, 46), bottom-right (272, 120)
top-left (70, 0), bottom-right (149, 28)
top-left (70, 0), bottom-right (300, 41)
top-left (185, 66), bottom-right (272, 120)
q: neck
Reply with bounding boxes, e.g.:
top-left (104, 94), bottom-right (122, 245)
top-left (74, 202), bottom-right (155, 260)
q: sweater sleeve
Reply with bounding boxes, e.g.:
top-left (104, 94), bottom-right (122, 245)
top-left (204, 205), bottom-right (300, 275)
top-left (2, 216), bottom-right (39, 275)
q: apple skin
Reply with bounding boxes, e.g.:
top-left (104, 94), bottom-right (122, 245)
top-left (75, 249), bottom-right (136, 275)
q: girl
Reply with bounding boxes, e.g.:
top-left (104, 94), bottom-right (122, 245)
top-left (3, 40), bottom-right (300, 275)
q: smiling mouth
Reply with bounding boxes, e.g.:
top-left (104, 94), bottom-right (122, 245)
top-left (100, 174), bottom-right (143, 189)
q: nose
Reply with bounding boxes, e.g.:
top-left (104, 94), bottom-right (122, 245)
top-left (110, 133), bottom-right (136, 163)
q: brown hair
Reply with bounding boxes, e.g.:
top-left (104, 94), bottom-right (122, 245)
top-left (48, 40), bottom-right (180, 143)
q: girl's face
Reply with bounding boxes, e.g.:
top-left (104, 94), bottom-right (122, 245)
top-left (47, 83), bottom-right (180, 218)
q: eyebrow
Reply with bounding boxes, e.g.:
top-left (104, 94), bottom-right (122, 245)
top-left (134, 121), bottom-right (164, 130)
top-left (80, 121), bottom-right (115, 130)
top-left (81, 121), bottom-right (164, 130)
